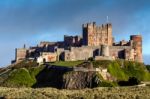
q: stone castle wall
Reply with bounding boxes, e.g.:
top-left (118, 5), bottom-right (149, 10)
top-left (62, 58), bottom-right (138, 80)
top-left (62, 46), bottom-right (102, 61)
top-left (62, 45), bottom-right (135, 62)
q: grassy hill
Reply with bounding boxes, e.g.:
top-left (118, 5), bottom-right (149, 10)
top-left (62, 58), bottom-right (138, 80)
top-left (92, 60), bottom-right (150, 81)
top-left (0, 60), bottom-right (150, 88)
top-left (3, 68), bottom-right (35, 87)
top-left (0, 61), bottom-right (44, 87)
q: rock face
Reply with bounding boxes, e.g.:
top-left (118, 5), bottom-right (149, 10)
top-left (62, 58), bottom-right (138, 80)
top-left (32, 65), bottom-right (73, 88)
top-left (62, 71), bottom-right (95, 89)
top-left (32, 62), bottom-right (98, 89)
top-left (62, 61), bottom-right (98, 89)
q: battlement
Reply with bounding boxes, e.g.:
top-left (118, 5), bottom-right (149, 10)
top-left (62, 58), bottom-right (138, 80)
top-left (83, 22), bottom-right (112, 29)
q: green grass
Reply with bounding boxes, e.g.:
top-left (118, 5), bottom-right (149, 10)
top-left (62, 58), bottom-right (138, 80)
top-left (1, 60), bottom-right (150, 88)
top-left (28, 65), bottom-right (44, 83)
top-left (108, 61), bottom-right (127, 81)
top-left (107, 60), bottom-right (150, 81)
top-left (122, 61), bottom-right (150, 81)
top-left (92, 60), bottom-right (150, 81)
top-left (50, 60), bottom-right (84, 67)
top-left (2, 65), bottom-right (44, 87)
top-left (3, 68), bottom-right (35, 87)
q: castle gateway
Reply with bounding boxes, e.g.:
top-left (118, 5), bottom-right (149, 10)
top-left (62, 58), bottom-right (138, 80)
top-left (13, 22), bottom-right (143, 64)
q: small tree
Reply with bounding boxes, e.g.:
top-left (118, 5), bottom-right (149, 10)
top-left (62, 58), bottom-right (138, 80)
top-left (88, 57), bottom-right (94, 61)
top-left (128, 77), bottom-right (140, 86)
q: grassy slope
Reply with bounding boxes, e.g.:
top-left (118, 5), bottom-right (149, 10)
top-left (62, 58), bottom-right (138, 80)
top-left (3, 68), bottom-right (35, 87)
top-left (1, 60), bottom-right (150, 88)
top-left (28, 66), bottom-right (44, 82)
top-left (108, 61), bottom-right (127, 80)
top-left (92, 60), bottom-right (150, 81)
top-left (1, 65), bottom-right (44, 87)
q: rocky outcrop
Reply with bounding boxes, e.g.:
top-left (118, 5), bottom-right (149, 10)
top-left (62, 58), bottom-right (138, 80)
top-left (32, 65), bottom-right (72, 88)
top-left (62, 71), bottom-right (95, 89)
top-left (62, 61), bottom-right (99, 89)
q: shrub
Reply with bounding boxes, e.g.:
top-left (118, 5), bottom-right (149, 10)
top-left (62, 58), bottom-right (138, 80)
top-left (118, 77), bottom-right (140, 86)
top-left (146, 65), bottom-right (150, 72)
top-left (128, 77), bottom-right (140, 85)
top-left (88, 57), bottom-right (94, 61)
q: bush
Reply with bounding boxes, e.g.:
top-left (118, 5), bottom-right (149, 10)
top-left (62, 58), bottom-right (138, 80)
top-left (118, 77), bottom-right (140, 86)
top-left (128, 77), bottom-right (140, 85)
top-left (146, 65), bottom-right (150, 72)
top-left (88, 57), bottom-right (94, 61)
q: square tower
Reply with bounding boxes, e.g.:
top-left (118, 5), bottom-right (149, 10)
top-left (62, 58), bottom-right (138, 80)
top-left (82, 22), bottom-right (113, 46)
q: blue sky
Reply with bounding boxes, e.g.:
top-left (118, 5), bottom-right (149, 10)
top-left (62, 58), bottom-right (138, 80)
top-left (0, 0), bottom-right (150, 67)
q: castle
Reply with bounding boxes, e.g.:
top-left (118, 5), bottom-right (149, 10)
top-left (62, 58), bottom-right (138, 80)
top-left (12, 22), bottom-right (143, 64)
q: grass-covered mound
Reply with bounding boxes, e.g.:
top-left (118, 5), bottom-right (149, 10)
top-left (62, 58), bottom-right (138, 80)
top-left (28, 66), bottom-right (44, 82)
top-left (93, 60), bottom-right (150, 81)
top-left (1, 64), bottom-right (44, 87)
top-left (1, 60), bottom-right (150, 88)
top-left (108, 61), bottom-right (127, 80)
top-left (3, 68), bottom-right (35, 87)
top-left (122, 61), bottom-right (150, 81)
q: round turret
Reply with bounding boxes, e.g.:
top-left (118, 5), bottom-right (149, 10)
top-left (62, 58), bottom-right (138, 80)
top-left (101, 45), bottom-right (109, 57)
top-left (130, 35), bottom-right (143, 62)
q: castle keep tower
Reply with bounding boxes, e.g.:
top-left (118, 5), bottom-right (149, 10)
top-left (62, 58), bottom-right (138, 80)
top-left (130, 35), bottom-right (143, 62)
top-left (82, 22), bottom-right (113, 46)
